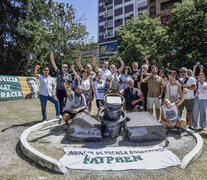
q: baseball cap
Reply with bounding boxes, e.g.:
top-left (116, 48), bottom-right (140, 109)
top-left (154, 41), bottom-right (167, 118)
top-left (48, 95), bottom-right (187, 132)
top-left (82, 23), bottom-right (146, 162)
top-left (62, 64), bottom-right (68, 68)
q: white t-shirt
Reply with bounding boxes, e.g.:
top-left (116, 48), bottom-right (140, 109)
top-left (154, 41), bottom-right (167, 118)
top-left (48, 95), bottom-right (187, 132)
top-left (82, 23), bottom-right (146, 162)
top-left (196, 81), bottom-right (207, 100)
top-left (118, 74), bottom-right (132, 90)
top-left (179, 77), bottom-right (196, 99)
top-left (38, 75), bottom-right (55, 96)
top-left (79, 78), bottom-right (91, 91)
top-left (93, 80), bottom-right (106, 100)
top-left (98, 68), bottom-right (111, 81)
top-left (109, 73), bottom-right (118, 90)
top-left (162, 103), bottom-right (179, 121)
top-left (165, 82), bottom-right (179, 98)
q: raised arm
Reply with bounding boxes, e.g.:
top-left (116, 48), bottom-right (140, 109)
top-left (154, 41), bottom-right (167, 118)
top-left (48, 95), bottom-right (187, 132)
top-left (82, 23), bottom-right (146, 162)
top-left (176, 88), bottom-right (187, 107)
top-left (64, 81), bottom-right (72, 95)
top-left (199, 65), bottom-right (204, 73)
top-left (117, 56), bottom-right (125, 72)
top-left (34, 65), bottom-right (40, 79)
top-left (50, 52), bottom-right (58, 72)
top-left (77, 57), bottom-right (84, 72)
top-left (140, 70), bottom-right (146, 83)
top-left (71, 65), bottom-right (80, 82)
top-left (143, 54), bottom-right (149, 67)
top-left (92, 56), bottom-right (99, 72)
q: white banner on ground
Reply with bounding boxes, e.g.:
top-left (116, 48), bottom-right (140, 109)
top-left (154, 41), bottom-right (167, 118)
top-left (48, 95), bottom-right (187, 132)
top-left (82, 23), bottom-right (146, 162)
top-left (59, 146), bottom-right (180, 170)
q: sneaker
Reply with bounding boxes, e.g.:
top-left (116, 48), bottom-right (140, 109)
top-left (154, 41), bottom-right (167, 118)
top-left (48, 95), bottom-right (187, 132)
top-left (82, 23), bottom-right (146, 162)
top-left (176, 128), bottom-right (182, 135)
top-left (43, 118), bottom-right (47, 122)
top-left (56, 115), bottom-right (62, 120)
top-left (56, 115), bottom-right (62, 124)
top-left (189, 126), bottom-right (197, 130)
top-left (201, 127), bottom-right (206, 131)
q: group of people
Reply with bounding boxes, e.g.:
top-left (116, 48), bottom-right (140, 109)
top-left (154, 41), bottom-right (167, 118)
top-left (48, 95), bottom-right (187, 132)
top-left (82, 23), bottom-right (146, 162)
top-left (34, 53), bottom-right (207, 131)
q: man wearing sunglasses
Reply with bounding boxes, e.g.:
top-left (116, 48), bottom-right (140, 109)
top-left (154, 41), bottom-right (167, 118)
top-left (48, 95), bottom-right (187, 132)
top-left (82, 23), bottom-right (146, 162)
top-left (178, 67), bottom-right (197, 129)
top-left (34, 65), bottom-right (62, 121)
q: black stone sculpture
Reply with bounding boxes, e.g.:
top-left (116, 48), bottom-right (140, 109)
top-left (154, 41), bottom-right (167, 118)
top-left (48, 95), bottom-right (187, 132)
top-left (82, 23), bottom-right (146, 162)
top-left (66, 112), bottom-right (103, 142)
top-left (99, 93), bottom-right (126, 138)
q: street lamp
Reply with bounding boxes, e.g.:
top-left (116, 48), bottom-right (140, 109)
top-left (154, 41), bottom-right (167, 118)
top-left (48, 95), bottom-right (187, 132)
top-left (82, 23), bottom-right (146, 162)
top-left (59, 3), bottom-right (65, 65)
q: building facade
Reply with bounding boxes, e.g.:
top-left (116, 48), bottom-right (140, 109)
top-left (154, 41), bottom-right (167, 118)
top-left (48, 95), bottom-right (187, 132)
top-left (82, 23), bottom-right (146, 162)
top-left (148, 0), bottom-right (181, 25)
top-left (98, 0), bottom-right (148, 59)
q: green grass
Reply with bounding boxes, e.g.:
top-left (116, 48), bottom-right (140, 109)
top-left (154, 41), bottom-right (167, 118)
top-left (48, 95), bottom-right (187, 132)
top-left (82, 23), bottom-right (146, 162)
top-left (0, 99), bottom-right (207, 180)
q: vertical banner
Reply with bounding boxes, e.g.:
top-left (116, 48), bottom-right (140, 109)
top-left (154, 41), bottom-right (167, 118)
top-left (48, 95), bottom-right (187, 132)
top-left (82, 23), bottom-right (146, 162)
top-left (0, 75), bottom-right (24, 101)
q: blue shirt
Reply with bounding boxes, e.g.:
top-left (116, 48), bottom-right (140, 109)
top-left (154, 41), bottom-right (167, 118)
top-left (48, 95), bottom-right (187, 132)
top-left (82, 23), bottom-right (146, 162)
top-left (38, 75), bottom-right (55, 96)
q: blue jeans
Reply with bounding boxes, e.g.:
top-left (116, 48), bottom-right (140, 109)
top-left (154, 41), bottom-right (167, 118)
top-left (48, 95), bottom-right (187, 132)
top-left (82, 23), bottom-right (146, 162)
top-left (193, 97), bottom-right (207, 128)
top-left (39, 95), bottom-right (60, 119)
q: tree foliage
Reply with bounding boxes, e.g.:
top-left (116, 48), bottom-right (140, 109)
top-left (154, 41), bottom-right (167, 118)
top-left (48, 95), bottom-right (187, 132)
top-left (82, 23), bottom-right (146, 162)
top-left (115, 0), bottom-right (207, 73)
top-left (115, 13), bottom-right (171, 68)
top-left (0, 0), bottom-right (91, 75)
top-left (166, 0), bottom-right (207, 71)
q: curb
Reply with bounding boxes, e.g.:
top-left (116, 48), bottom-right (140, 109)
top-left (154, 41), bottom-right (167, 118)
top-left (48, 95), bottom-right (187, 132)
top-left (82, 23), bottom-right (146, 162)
top-left (20, 120), bottom-right (203, 173)
top-left (20, 119), bottom-right (68, 175)
top-left (180, 127), bottom-right (203, 169)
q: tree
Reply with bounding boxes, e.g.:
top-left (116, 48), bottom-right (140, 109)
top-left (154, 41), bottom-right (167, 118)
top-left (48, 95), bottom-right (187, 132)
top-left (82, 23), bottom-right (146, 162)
top-left (0, 0), bottom-right (90, 76)
top-left (166, 0), bottom-right (207, 72)
top-left (115, 13), bottom-right (171, 68)
top-left (0, 0), bottom-right (29, 75)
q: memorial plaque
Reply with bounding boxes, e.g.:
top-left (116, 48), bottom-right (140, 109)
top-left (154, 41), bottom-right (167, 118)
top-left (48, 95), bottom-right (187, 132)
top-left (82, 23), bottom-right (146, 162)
top-left (125, 112), bottom-right (166, 142)
top-left (106, 96), bottom-right (122, 104)
top-left (66, 112), bottom-right (103, 142)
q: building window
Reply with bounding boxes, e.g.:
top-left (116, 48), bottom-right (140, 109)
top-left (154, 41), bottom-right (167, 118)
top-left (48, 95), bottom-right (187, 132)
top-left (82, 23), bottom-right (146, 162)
top-left (150, 0), bottom-right (155, 3)
top-left (161, 0), bottom-right (181, 11)
top-left (150, 6), bottom-right (156, 17)
top-left (161, 1), bottom-right (173, 11)
top-left (161, 15), bottom-right (171, 24)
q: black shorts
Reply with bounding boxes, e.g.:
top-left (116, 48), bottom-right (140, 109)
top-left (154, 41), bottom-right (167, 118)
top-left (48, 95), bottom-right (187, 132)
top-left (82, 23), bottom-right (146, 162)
top-left (96, 100), bottom-right (104, 108)
top-left (63, 111), bottom-right (76, 119)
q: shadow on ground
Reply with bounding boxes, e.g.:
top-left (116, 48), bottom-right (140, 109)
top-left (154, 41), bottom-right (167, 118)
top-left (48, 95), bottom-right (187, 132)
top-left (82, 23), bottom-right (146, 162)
top-left (15, 140), bottom-right (61, 175)
top-left (1, 120), bottom-right (42, 133)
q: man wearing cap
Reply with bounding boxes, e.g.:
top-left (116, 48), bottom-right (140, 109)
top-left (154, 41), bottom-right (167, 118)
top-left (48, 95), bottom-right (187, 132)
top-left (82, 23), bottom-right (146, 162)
top-left (178, 67), bottom-right (197, 128)
top-left (50, 52), bottom-right (72, 115)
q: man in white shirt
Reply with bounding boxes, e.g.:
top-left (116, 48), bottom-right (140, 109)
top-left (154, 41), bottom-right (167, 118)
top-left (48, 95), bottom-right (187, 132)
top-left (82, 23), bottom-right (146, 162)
top-left (93, 56), bottom-right (111, 80)
top-left (34, 65), bottom-right (62, 121)
top-left (178, 67), bottom-right (197, 128)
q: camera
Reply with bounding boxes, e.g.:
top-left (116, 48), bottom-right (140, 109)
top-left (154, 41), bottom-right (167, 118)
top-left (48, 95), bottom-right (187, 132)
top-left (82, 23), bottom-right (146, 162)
top-left (196, 62), bottom-right (201, 67)
top-left (166, 69), bottom-right (172, 75)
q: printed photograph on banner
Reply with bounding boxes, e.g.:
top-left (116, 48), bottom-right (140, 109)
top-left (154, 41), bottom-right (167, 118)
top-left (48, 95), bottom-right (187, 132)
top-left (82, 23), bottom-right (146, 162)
top-left (26, 77), bottom-right (39, 98)
top-left (18, 76), bottom-right (39, 99)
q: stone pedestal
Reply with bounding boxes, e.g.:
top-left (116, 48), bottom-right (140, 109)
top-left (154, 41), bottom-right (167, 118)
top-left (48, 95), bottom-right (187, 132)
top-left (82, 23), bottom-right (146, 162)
top-left (125, 112), bottom-right (166, 142)
top-left (66, 112), bottom-right (103, 142)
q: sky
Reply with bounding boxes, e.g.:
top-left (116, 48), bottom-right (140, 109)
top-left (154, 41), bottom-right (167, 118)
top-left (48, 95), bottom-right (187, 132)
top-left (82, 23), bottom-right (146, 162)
top-left (56, 0), bottom-right (98, 42)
